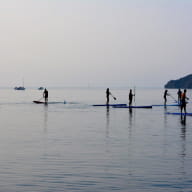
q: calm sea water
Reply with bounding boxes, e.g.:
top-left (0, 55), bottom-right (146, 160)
top-left (0, 87), bottom-right (192, 192)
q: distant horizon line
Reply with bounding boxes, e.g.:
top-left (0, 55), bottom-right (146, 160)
top-left (0, 85), bottom-right (170, 90)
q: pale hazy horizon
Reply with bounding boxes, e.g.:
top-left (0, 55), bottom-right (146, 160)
top-left (1, 0), bottom-right (192, 88)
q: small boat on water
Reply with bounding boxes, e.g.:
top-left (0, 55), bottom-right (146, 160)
top-left (38, 87), bottom-right (44, 90)
top-left (14, 78), bottom-right (25, 90)
top-left (14, 86), bottom-right (25, 90)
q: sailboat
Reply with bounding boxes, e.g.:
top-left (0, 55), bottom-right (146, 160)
top-left (14, 78), bottom-right (25, 90)
top-left (14, 86), bottom-right (25, 90)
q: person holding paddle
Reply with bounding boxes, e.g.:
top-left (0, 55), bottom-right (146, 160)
top-left (129, 89), bottom-right (135, 106)
top-left (106, 88), bottom-right (116, 105)
top-left (164, 89), bottom-right (169, 105)
top-left (43, 88), bottom-right (48, 104)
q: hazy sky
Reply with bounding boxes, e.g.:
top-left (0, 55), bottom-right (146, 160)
top-left (0, 0), bottom-right (192, 87)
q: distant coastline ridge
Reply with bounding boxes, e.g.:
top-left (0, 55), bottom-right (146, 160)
top-left (164, 74), bottom-right (192, 89)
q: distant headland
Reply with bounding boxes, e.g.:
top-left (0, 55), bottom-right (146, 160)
top-left (164, 74), bottom-right (192, 89)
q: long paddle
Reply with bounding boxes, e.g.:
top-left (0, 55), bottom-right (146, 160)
top-left (111, 94), bottom-right (116, 100)
top-left (134, 86), bottom-right (136, 105)
top-left (38, 97), bottom-right (43, 101)
top-left (168, 93), bottom-right (177, 103)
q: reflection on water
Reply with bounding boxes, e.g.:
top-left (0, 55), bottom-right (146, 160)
top-left (44, 104), bottom-right (48, 133)
top-left (128, 108), bottom-right (133, 137)
top-left (180, 115), bottom-right (186, 127)
top-left (106, 106), bottom-right (110, 138)
top-left (180, 115), bottom-right (186, 155)
top-left (179, 115), bottom-right (187, 187)
top-left (163, 106), bottom-right (168, 126)
top-left (0, 88), bottom-right (192, 191)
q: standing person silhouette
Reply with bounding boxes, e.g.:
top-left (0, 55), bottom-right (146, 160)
top-left (177, 89), bottom-right (182, 104)
top-left (181, 89), bottom-right (188, 114)
top-left (106, 88), bottom-right (116, 105)
top-left (43, 88), bottom-right (48, 104)
top-left (129, 89), bottom-right (135, 106)
top-left (164, 90), bottom-right (168, 105)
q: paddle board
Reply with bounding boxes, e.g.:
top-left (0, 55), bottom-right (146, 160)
top-left (93, 104), bottom-right (127, 107)
top-left (166, 112), bottom-right (192, 116)
top-left (33, 101), bottom-right (47, 104)
top-left (153, 104), bottom-right (180, 107)
top-left (113, 105), bottom-right (152, 108)
top-left (33, 101), bottom-right (67, 104)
